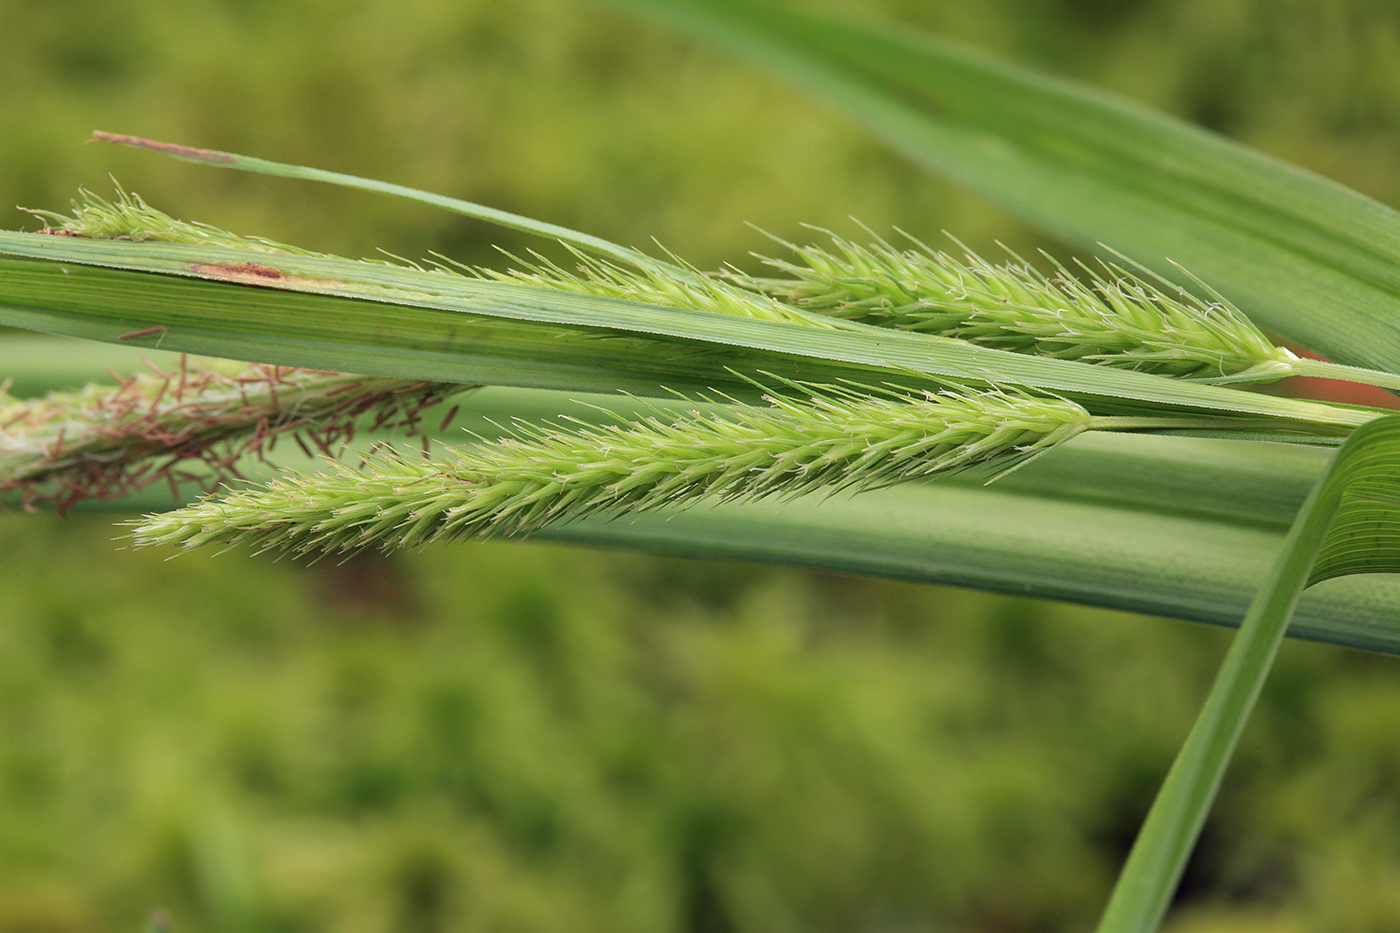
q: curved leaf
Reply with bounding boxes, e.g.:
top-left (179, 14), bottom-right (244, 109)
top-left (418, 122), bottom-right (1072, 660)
top-left (608, 0), bottom-right (1400, 375)
top-left (1098, 414), bottom-right (1400, 931)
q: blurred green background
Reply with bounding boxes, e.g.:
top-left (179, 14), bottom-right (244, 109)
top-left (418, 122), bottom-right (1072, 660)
top-left (4, 1), bottom-right (1400, 931)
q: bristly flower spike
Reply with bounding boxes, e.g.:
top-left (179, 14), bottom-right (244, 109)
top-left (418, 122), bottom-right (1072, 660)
top-left (22, 184), bottom-right (326, 256)
top-left (130, 384), bottom-right (1144, 557)
top-left (457, 242), bottom-right (839, 330)
top-left (740, 227), bottom-right (1302, 383)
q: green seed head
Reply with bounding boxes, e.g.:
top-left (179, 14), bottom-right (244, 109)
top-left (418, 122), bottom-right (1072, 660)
top-left (23, 186), bottom-right (322, 256)
top-left (746, 230), bottom-right (1295, 382)
top-left (469, 243), bottom-right (836, 329)
top-left (130, 386), bottom-right (1093, 557)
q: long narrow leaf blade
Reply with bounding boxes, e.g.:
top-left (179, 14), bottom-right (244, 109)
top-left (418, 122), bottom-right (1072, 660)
top-left (87, 131), bottom-right (657, 272)
top-left (7, 334), bottom-right (1395, 653)
top-left (1097, 414), bottom-right (1400, 930)
top-left (0, 234), bottom-right (1371, 434)
top-left (63, 442), bottom-right (1400, 655)
top-left (608, 0), bottom-right (1400, 375)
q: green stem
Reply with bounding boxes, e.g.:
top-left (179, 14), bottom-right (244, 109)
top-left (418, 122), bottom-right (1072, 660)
top-left (1086, 415), bottom-right (1351, 440)
top-left (1286, 355), bottom-right (1400, 393)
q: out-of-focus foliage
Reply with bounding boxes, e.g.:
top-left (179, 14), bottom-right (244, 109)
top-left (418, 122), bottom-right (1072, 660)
top-left (8, 0), bottom-right (1400, 262)
top-left (3, 0), bottom-right (1400, 931)
top-left (0, 0), bottom-right (1013, 271)
top-left (5, 514), bottom-right (1400, 933)
top-left (7, 515), bottom-right (1398, 933)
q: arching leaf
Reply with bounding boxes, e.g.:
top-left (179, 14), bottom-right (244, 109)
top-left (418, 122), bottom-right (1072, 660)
top-left (1097, 414), bottom-right (1400, 931)
top-left (607, 0), bottom-right (1400, 375)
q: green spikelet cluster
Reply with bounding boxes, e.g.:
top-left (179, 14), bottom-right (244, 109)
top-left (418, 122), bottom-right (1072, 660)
top-left (472, 245), bottom-right (837, 329)
top-left (131, 387), bottom-right (1094, 556)
top-left (23, 187), bottom-right (324, 256)
top-left (746, 231), bottom-right (1298, 382)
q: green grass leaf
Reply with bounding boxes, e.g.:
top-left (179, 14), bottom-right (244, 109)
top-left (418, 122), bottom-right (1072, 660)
top-left (91, 431), bottom-right (1400, 657)
top-left (607, 0), bottom-right (1400, 375)
top-left (1096, 413), bottom-right (1400, 931)
top-left (15, 350), bottom-right (1387, 656)
top-left (0, 234), bottom-right (1372, 436)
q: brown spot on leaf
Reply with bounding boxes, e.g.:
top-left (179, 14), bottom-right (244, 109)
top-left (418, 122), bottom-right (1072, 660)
top-left (119, 326), bottom-right (166, 340)
top-left (189, 261), bottom-right (287, 286)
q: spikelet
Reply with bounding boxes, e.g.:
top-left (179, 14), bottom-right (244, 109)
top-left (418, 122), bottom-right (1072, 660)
top-left (130, 386), bottom-right (1094, 556)
top-left (23, 186), bottom-right (326, 256)
top-left (744, 230), bottom-right (1299, 383)
top-left (468, 243), bottom-right (834, 329)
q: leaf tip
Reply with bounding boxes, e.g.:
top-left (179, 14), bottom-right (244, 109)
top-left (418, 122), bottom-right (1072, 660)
top-left (90, 131), bottom-right (238, 166)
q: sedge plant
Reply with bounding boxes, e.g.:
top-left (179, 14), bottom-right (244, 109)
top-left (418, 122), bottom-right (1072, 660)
top-left (5, 2), bottom-right (1400, 931)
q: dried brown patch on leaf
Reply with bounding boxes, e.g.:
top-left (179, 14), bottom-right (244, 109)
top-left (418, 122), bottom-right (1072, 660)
top-left (189, 261), bottom-right (287, 285)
